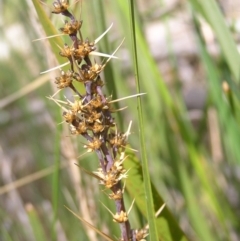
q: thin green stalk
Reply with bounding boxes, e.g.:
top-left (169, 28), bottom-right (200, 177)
top-left (128, 1), bottom-right (158, 240)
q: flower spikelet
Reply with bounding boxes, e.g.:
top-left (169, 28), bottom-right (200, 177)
top-left (60, 20), bottom-right (82, 35)
top-left (55, 70), bottom-right (73, 89)
top-left (52, 0), bottom-right (69, 14)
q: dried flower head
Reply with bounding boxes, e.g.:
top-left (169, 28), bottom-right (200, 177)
top-left (84, 137), bottom-right (102, 152)
top-left (52, 0), bottom-right (69, 14)
top-left (113, 211), bottom-right (128, 223)
top-left (74, 39), bottom-right (96, 59)
top-left (60, 20), bottom-right (82, 35)
top-left (55, 70), bottom-right (74, 89)
top-left (108, 189), bottom-right (123, 200)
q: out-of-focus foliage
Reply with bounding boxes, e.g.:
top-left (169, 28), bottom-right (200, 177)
top-left (1, 0), bottom-right (240, 240)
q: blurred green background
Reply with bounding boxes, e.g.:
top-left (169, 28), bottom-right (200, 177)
top-left (1, 0), bottom-right (240, 240)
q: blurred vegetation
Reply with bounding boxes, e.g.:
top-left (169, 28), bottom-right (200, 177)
top-left (1, 0), bottom-right (240, 240)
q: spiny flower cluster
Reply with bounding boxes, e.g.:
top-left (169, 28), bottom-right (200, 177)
top-left (47, 0), bottom-right (148, 240)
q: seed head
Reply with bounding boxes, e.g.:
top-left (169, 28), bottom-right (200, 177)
top-left (90, 121), bottom-right (105, 133)
top-left (52, 0), bottom-right (69, 14)
top-left (63, 110), bottom-right (77, 123)
top-left (109, 189), bottom-right (123, 200)
top-left (80, 63), bottom-right (103, 81)
top-left (55, 70), bottom-right (73, 89)
top-left (74, 39), bottom-right (96, 59)
top-left (59, 44), bottom-right (75, 58)
top-left (108, 132), bottom-right (127, 151)
top-left (134, 228), bottom-right (149, 241)
top-left (84, 137), bottom-right (102, 152)
top-left (60, 20), bottom-right (82, 35)
top-left (113, 211), bottom-right (128, 223)
top-left (69, 121), bottom-right (88, 135)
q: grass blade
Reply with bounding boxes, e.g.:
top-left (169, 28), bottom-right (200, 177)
top-left (26, 204), bottom-right (48, 241)
top-left (128, 1), bottom-right (159, 240)
top-left (125, 152), bottom-right (189, 241)
top-left (31, 1), bottom-right (64, 240)
top-left (189, 0), bottom-right (240, 82)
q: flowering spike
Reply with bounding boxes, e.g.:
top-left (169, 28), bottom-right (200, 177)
top-left (40, 1), bottom-right (145, 240)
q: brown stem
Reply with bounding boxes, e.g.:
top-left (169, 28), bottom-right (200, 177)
top-left (112, 182), bottom-right (132, 240)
